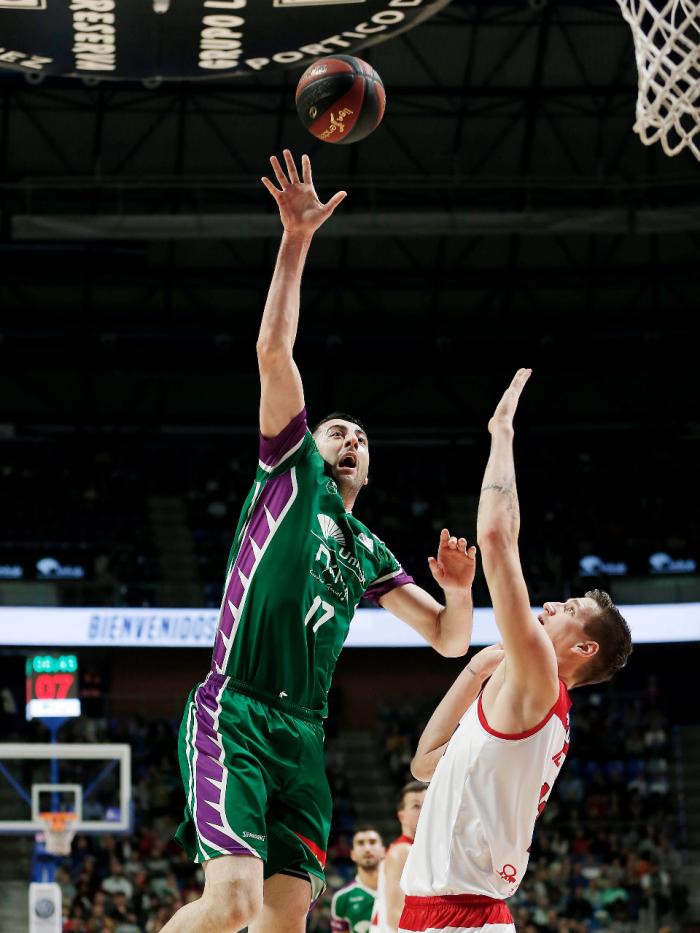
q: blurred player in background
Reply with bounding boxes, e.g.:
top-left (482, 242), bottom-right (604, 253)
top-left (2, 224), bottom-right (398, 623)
top-left (370, 781), bottom-right (426, 933)
top-left (331, 826), bottom-right (385, 932)
top-left (401, 370), bottom-right (633, 933)
top-left (162, 151), bottom-right (478, 933)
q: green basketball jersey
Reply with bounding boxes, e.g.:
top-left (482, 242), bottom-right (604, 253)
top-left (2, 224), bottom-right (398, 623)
top-left (331, 878), bottom-right (376, 933)
top-left (210, 409), bottom-right (412, 718)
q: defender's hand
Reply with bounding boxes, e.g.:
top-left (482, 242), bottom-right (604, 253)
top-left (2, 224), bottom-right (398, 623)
top-left (488, 368), bottom-right (532, 435)
top-left (262, 150), bottom-right (347, 236)
top-left (428, 528), bottom-right (477, 592)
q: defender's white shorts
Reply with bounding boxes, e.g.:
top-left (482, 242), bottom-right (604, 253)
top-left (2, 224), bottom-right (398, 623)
top-left (398, 894), bottom-right (515, 933)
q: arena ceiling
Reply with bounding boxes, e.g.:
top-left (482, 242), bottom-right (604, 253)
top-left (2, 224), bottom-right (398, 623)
top-left (0, 0), bottom-right (698, 437)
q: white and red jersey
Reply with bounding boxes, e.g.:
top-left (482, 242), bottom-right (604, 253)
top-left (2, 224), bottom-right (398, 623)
top-left (371, 834), bottom-right (413, 933)
top-left (402, 680), bottom-right (571, 901)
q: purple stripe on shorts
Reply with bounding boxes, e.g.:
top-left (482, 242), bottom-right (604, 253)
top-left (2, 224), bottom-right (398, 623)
top-left (363, 570), bottom-right (414, 606)
top-left (212, 469), bottom-right (297, 672)
top-left (192, 676), bottom-right (253, 856)
top-left (259, 408), bottom-right (307, 469)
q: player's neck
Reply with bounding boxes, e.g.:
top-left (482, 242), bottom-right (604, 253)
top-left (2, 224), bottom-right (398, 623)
top-left (555, 658), bottom-right (577, 689)
top-left (398, 826), bottom-right (414, 842)
top-left (356, 866), bottom-right (378, 890)
top-left (340, 486), bottom-right (358, 512)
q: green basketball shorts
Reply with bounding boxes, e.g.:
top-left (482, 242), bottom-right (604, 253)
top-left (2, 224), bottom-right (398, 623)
top-left (175, 672), bottom-right (331, 900)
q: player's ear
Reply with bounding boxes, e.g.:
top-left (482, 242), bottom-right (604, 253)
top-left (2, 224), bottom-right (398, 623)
top-left (575, 641), bottom-right (599, 658)
top-left (363, 475), bottom-right (369, 486)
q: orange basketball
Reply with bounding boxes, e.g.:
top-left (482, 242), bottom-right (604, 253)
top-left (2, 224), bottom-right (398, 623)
top-left (295, 55), bottom-right (386, 145)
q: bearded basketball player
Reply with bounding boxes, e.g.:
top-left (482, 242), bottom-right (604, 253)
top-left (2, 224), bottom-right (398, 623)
top-left (161, 151), bottom-right (478, 933)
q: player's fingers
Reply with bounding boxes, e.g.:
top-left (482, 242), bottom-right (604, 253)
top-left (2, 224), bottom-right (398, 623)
top-left (270, 154), bottom-right (289, 189)
top-left (512, 368), bottom-right (532, 394)
top-left (301, 153), bottom-right (312, 186)
top-left (324, 190), bottom-right (347, 213)
top-left (427, 556), bottom-right (443, 578)
top-left (283, 148), bottom-right (300, 184)
top-left (440, 528), bottom-right (449, 542)
top-left (261, 176), bottom-right (282, 199)
top-left (467, 545), bottom-right (477, 560)
top-left (448, 535), bottom-right (458, 549)
top-left (457, 537), bottom-right (467, 552)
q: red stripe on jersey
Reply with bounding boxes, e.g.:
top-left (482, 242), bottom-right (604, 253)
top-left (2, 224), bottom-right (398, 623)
top-left (478, 680), bottom-right (571, 741)
top-left (400, 894), bottom-right (512, 931)
top-left (294, 831), bottom-right (327, 868)
top-left (308, 80), bottom-right (365, 143)
top-left (389, 834), bottom-right (414, 849)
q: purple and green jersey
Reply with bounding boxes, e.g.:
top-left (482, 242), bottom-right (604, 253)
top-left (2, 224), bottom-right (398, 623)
top-left (331, 878), bottom-right (376, 932)
top-left (210, 408), bottom-right (412, 718)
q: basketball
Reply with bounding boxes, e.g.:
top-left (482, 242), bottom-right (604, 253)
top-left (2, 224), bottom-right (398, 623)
top-left (295, 55), bottom-right (386, 145)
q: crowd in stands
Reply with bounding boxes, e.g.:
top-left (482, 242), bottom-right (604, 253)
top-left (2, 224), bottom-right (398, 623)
top-left (377, 677), bottom-right (688, 931)
top-left (1, 428), bottom-right (699, 610)
top-left (9, 665), bottom-right (686, 931)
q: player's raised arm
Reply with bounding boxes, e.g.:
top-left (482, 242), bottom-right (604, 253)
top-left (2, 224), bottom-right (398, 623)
top-left (476, 369), bottom-right (559, 711)
top-left (257, 150), bottom-right (346, 437)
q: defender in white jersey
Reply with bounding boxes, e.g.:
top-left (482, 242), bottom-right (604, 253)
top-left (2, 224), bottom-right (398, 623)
top-left (401, 370), bottom-right (633, 933)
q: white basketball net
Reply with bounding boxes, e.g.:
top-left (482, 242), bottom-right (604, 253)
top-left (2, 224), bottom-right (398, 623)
top-left (40, 813), bottom-right (77, 856)
top-left (616, 0), bottom-right (700, 159)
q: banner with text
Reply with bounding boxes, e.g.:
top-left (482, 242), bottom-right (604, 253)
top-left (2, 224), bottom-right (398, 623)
top-left (0, 0), bottom-right (449, 81)
top-left (0, 603), bottom-right (698, 648)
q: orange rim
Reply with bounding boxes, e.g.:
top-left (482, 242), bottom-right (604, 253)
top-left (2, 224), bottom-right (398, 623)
top-left (38, 812), bottom-right (78, 832)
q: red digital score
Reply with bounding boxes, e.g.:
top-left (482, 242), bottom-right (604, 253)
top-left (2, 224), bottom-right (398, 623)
top-left (26, 654), bottom-right (81, 720)
top-left (34, 673), bottom-right (75, 700)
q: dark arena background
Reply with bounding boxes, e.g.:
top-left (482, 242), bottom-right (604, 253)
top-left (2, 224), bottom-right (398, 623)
top-left (1, 0), bottom-right (699, 931)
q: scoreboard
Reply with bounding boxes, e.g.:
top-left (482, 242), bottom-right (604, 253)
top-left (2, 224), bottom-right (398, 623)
top-left (25, 653), bottom-right (81, 721)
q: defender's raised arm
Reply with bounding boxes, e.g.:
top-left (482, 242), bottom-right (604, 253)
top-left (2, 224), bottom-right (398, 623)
top-left (476, 369), bottom-right (560, 718)
top-left (257, 150), bottom-right (346, 437)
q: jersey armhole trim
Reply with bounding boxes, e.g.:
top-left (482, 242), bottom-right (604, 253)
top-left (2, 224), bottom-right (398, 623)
top-left (477, 680), bottom-right (568, 740)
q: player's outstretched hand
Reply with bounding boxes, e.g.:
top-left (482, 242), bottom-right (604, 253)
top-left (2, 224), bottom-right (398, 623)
top-left (488, 368), bottom-right (532, 435)
top-left (262, 150), bottom-right (347, 237)
top-left (468, 643), bottom-right (505, 680)
top-left (428, 528), bottom-right (477, 592)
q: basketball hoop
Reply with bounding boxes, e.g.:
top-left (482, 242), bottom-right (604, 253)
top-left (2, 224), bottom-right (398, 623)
top-left (38, 812), bottom-right (77, 856)
top-left (616, 0), bottom-right (700, 159)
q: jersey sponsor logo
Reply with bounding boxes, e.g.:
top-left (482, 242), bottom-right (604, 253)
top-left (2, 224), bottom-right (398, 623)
top-left (242, 830), bottom-right (266, 841)
top-left (311, 515), bottom-right (367, 599)
top-left (498, 863), bottom-right (517, 884)
top-left (326, 478), bottom-right (339, 496)
top-left (318, 513), bottom-right (347, 547)
top-left (358, 532), bottom-right (374, 553)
